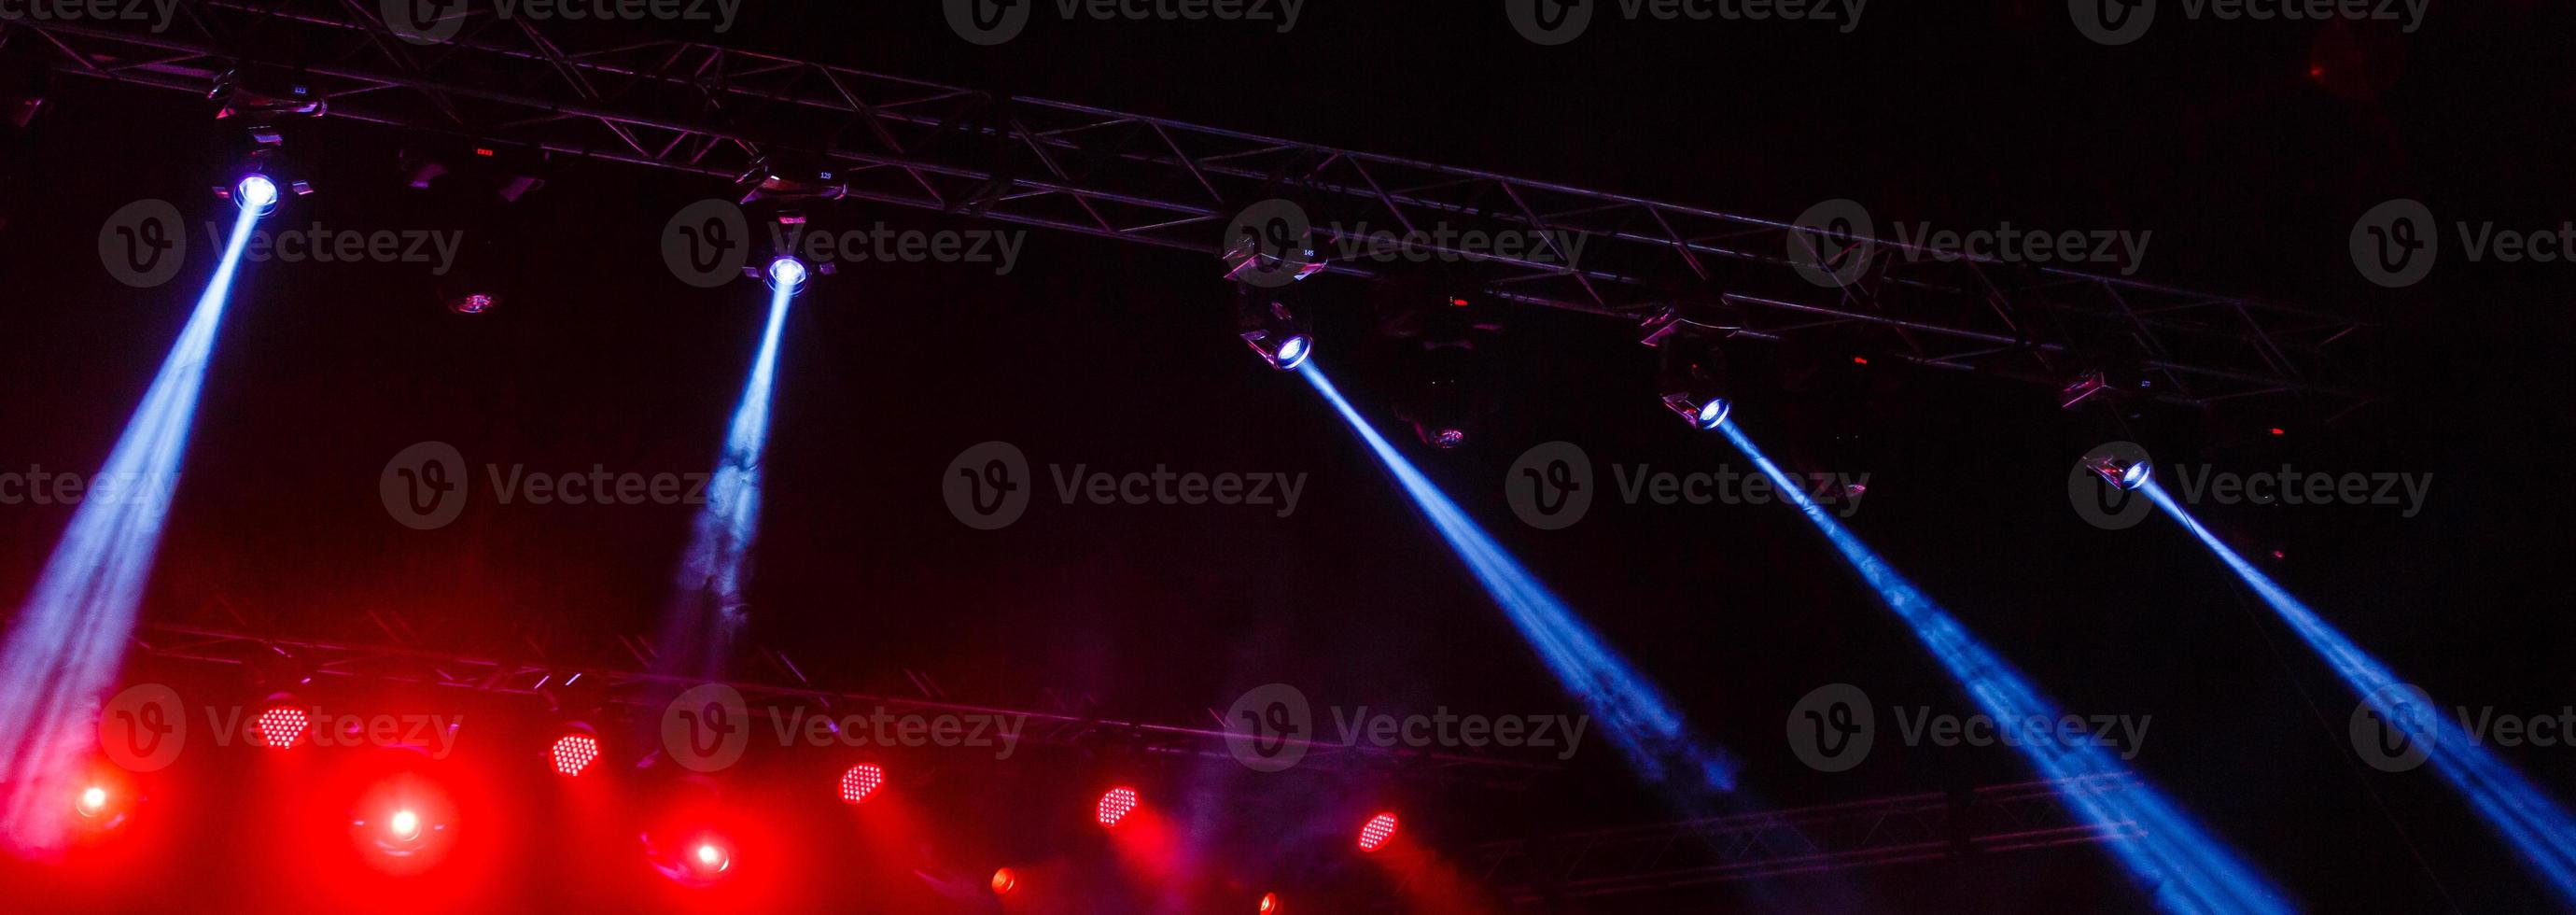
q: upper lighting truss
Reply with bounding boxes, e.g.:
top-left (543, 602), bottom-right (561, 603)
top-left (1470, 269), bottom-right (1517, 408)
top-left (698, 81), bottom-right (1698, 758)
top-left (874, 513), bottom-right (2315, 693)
top-left (7, 0), bottom-right (2370, 417)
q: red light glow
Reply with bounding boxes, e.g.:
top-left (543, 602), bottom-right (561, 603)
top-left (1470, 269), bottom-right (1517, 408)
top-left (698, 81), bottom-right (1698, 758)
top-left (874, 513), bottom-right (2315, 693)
top-left (839, 763), bottom-right (886, 805)
top-left (1359, 811), bottom-right (1399, 852)
top-left (1096, 786), bottom-right (1140, 827)
top-left (256, 705), bottom-right (309, 749)
top-left (990, 867), bottom-right (1018, 895)
top-left (1260, 891), bottom-right (1281, 913)
top-left (77, 786), bottom-right (106, 817)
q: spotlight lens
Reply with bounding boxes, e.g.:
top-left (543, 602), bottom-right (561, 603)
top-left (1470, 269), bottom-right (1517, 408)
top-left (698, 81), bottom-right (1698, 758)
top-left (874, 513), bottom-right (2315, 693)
top-left (236, 175), bottom-right (280, 209)
top-left (256, 705), bottom-right (309, 749)
top-left (695, 844), bottom-right (720, 866)
top-left (1358, 811), bottom-right (1399, 852)
top-left (77, 787), bottom-right (106, 816)
top-left (448, 293), bottom-right (497, 315)
top-left (1260, 892), bottom-right (1281, 913)
top-left (1696, 398), bottom-right (1731, 429)
top-left (2121, 460), bottom-right (2152, 489)
top-left (1432, 428), bottom-right (1466, 449)
top-left (1274, 335), bottom-right (1310, 370)
top-left (990, 867), bottom-right (1017, 895)
top-left (839, 763), bottom-right (886, 805)
top-left (1096, 786), bottom-right (1139, 827)
top-left (388, 809), bottom-right (420, 842)
top-left (767, 257), bottom-right (808, 288)
top-left (549, 733), bottom-right (601, 777)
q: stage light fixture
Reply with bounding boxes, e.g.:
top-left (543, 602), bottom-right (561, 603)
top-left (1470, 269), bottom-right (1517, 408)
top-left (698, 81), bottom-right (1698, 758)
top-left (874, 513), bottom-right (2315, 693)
top-left (548, 732), bottom-right (601, 777)
top-left (75, 786), bottom-right (105, 818)
top-left (765, 255), bottom-right (810, 293)
top-left (446, 292), bottom-right (497, 316)
top-left (1095, 786), bottom-right (1139, 827)
top-left (1357, 811), bottom-right (1399, 852)
top-left (254, 698), bottom-right (310, 750)
top-left (1644, 314), bottom-right (1733, 430)
top-left (1259, 891), bottom-right (1281, 913)
top-left (690, 839), bottom-right (732, 878)
top-left (838, 763), bottom-right (885, 805)
top-left (2085, 454), bottom-right (2152, 490)
top-left (989, 867), bottom-right (1017, 895)
top-left (1235, 292), bottom-right (1313, 371)
top-left (387, 809), bottom-right (422, 843)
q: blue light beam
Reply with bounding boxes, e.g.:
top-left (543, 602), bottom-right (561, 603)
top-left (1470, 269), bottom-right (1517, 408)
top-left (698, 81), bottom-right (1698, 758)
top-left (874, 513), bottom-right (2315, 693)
top-left (658, 276), bottom-right (798, 679)
top-left (1721, 421), bottom-right (2289, 914)
top-left (2144, 479), bottom-right (2576, 907)
top-left (1300, 363), bottom-right (1736, 795)
top-left (0, 200), bottom-right (265, 852)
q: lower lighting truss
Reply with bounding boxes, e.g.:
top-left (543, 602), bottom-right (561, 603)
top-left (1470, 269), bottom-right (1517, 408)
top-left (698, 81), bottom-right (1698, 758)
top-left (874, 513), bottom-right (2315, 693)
top-left (7, 0), bottom-right (2369, 416)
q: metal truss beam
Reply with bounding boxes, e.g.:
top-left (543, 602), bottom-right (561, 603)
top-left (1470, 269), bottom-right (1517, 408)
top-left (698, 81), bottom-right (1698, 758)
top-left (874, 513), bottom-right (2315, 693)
top-left (1432, 774), bottom-right (2145, 903)
top-left (123, 618), bottom-right (1553, 787)
top-left (7, 1), bottom-right (2371, 415)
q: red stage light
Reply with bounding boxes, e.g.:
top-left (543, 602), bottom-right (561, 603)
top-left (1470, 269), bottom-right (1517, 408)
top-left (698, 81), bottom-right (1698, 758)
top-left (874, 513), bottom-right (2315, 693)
top-left (388, 809), bottom-right (423, 843)
top-left (2268, 428), bottom-right (2286, 436)
top-left (1358, 811), bottom-right (1399, 852)
top-left (691, 840), bottom-right (731, 876)
top-left (76, 786), bottom-right (107, 818)
top-left (839, 763), bottom-right (886, 805)
top-left (1095, 786), bottom-right (1139, 827)
top-left (1259, 891), bottom-right (1281, 913)
top-left (255, 705), bottom-right (309, 749)
top-left (549, 733), bottom-right (601, 776)
top-left (990, 867), bottom-right (1018, 895)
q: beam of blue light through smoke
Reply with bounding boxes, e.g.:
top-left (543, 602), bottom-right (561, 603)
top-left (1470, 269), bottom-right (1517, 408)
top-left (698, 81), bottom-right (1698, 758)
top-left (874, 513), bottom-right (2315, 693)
top-left (0, 201), bottom-right (265, 851)
top-left (2144, 479), bottom-right (2576, 907)
top-left (658, 278), bottom-right (797, 679)
top-left (1720, 421), bottom-right (2289, 914)
top-left (1299, 363), bottom-right (1736, 795)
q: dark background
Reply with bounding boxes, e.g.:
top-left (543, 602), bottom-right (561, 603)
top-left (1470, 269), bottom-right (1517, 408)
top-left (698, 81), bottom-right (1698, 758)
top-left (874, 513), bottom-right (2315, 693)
top-left (3, 2), bottom-right (2572, 912)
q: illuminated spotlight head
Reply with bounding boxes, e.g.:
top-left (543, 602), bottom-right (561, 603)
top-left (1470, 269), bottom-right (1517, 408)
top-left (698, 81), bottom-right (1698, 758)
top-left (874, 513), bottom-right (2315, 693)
top-left (254, 697), bottom-right (310, 750)
top-left (989, 867), bottom-right (1017, 896)
top-left (387, 809), bottom-right (422, 843)
top-left (1357, 811), bottom-right (1399, 852)
top-left (1645, 316), bottom-right (1733, 430)
top-left (1429, 427), bottom-right (1467, 449)
top-left (690, 838), bottom-right (732, 878)
top-left (764, 255), bottom-right (810, 294)
top-left (2084, 453), bottom-right (2153, 491)
top-left (76, 786), bottom-right (108, 818)
top-left (1259, 892), bottom-right (1281, 914)
top-left (1235, 292), bottom-right (1313, 372)
top-left (233, 174), bottom-right (281, 213)
top-left (1095, 786), bottom-right (1139, 828)
top-left (838, 763), bottom-right (885, 805)
top-left (445, 292), bottom-right (498, 316)
top-left (548, 731), bottom-right (601, 777)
